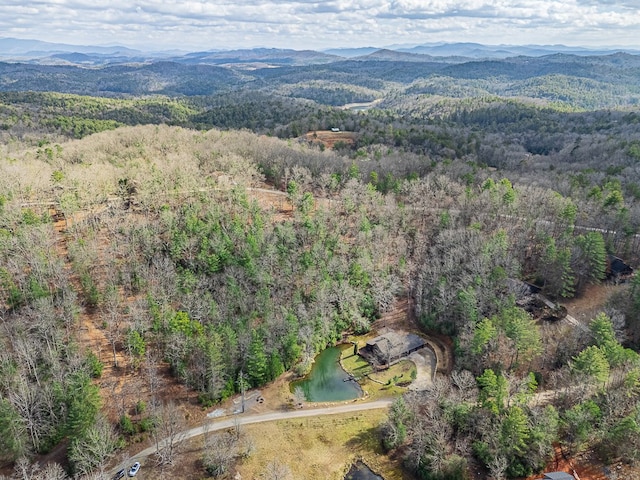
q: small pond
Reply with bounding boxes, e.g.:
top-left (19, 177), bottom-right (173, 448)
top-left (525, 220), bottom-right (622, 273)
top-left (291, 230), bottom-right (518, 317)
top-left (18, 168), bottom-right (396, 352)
top-left (344, 461), bottom-right (384, 480)
top-left (291, 346), bottom-right (362, 402)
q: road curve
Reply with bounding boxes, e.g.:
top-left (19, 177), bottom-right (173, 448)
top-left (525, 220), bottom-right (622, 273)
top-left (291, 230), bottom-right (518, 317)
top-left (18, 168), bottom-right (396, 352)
top-left (114, 399), bottom-right (394, 471)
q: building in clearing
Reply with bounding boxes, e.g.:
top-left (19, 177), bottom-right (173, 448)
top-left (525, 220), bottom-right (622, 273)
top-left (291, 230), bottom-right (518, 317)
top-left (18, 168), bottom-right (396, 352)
top-left (360, 331), bottom-right (425, 367)
top-left (542, 472), bottom-right (575, 480)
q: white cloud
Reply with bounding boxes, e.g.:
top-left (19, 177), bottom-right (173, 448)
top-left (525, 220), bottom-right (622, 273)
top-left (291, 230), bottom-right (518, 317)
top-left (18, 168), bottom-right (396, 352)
top-left (0, 0), bottom-right (638, 51)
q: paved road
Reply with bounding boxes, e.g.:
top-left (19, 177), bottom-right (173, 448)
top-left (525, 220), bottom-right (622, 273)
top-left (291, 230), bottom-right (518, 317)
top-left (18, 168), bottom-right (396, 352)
top-left (111, 398), bottom-right (393, 473)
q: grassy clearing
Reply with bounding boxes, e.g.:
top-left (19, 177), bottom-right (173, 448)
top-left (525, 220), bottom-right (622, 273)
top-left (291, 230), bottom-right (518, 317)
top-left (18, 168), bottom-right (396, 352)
top-left (369, 360), bottom-right (416, 387)
top-left (236, 409), bottom-right (411, 480)
top-left (339, 342), bottom-right (417, 401)
top-left (341, 347), bottom-right (373, 378)
top-left (150, 410), bottom-right (414, 479)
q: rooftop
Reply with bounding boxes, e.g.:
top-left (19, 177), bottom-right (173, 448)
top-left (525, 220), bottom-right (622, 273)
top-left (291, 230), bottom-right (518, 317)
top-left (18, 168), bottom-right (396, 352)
top-left (365, 332), bottom-right (425, 363)
top-left (543, 473), bottom-right (575, 480)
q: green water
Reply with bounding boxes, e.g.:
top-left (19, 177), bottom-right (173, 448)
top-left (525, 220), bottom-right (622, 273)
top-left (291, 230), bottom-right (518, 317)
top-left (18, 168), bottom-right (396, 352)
top-left (291, 347), bottom-right (362, 402)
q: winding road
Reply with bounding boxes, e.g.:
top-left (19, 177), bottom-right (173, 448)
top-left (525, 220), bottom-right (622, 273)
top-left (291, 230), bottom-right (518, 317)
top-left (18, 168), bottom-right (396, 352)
top-left (111, 398), bottom-right (394, 473)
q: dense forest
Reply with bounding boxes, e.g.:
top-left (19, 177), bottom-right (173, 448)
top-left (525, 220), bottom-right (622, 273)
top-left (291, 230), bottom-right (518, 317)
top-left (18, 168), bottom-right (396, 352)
top-left (1, 50), bottom-right (640, 479)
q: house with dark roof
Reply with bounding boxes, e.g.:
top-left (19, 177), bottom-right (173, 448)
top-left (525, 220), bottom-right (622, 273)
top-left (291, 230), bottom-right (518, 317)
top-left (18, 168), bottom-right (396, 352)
top-left (360, 331), bottom-right (425, 367)
top-left (607, 254), bottom-right (633, 282)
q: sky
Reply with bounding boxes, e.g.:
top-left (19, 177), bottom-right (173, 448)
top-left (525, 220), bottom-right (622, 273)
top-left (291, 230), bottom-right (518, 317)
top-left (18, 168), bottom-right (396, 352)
top-left (2, 0), bottom-right (640, 52)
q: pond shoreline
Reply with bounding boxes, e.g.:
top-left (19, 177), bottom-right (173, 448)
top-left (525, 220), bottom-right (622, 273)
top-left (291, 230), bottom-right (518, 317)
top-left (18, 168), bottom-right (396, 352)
top-left (291, 346), bottom-right (363, 402)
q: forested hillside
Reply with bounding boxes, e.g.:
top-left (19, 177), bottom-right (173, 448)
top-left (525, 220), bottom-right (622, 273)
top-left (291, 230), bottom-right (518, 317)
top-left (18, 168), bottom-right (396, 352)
top-left (1, 50), bottom-right (640, 479)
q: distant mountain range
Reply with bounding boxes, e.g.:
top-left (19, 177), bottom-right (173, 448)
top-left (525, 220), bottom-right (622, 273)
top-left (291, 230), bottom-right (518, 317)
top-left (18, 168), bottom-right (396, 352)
top-left (0, 37), bottom-right (145, 56)
top-left (325, 43), bottom-right (629, 59)
top-left (169, 48), bottom-right (340, 66)
top-left (392, 42), bottom-right (639, 58)
top-left (2, 37), bottom-right (639, 67)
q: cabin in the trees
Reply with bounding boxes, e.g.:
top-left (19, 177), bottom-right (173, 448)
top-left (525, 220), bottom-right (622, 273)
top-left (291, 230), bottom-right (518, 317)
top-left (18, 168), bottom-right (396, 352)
top-left (360, 331), bottom-right (425, 367)
top-left (541, 472), bottom-right (575, 480)
top-left (508, 278), bottom-right (566, 321)
top-left (606, 254), bottom-right (633, 282)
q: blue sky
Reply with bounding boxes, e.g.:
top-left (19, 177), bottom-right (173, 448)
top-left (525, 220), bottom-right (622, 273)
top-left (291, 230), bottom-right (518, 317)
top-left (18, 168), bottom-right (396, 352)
top-left (2, 0), bottom-right (639, 51)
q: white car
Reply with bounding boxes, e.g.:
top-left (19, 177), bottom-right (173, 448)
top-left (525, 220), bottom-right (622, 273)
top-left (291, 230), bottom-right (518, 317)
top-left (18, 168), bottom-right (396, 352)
top-left (128, 462), bottom-right (141, 477)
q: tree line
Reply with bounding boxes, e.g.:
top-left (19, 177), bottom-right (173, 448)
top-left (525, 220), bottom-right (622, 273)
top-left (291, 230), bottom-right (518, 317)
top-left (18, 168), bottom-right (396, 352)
top-left (0, 117), bottom-right (638, 478)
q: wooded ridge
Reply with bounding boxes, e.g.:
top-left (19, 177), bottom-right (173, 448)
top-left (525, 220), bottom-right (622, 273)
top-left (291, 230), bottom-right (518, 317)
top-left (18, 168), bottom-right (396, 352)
top-left (0, 50), bottom-right (639, 479)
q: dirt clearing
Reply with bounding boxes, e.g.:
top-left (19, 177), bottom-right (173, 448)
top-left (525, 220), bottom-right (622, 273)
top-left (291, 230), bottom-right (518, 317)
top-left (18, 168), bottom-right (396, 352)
top-left (302, 130), bottom-right (358, 149)
top-left (563, 283), bottom-right (627, 323)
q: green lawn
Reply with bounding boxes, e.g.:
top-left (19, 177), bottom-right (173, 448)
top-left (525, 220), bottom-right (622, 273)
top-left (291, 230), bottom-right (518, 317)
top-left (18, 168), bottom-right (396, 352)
top-left (339, 343), bottom-right (416, 400)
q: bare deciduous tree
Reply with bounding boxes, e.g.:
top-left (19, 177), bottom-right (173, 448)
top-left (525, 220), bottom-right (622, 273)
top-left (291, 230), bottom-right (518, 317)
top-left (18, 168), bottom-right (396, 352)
top-left (104, 284), bottom-right (128, 366)
top-left (261, 460), bottom-right (293, 480)
top-left (13, 458), bottom-right (68, 480)
top-left (68, 416), bottom-right (119, 477)
top-left (203, 430), bottom-right (239, 478)
top-left (488, 454), bottom-right (508, 480)
top-left (152, 401), bottom-right (187, 466)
